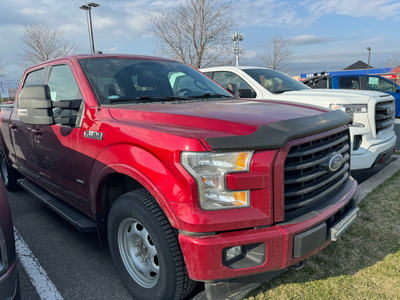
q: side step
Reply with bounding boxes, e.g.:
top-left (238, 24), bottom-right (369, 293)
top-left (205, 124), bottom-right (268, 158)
top-left (17, 178), bottom-right (97, 233)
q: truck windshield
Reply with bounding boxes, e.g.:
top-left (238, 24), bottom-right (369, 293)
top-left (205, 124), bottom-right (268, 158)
top-left (79, 57), bottom-right (233, 104)
top-left (243, 68), bottom-right (310, 94)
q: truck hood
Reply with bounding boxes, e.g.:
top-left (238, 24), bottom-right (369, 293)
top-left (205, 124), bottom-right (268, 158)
top-left (108, 99), bottom-right (349, 150)
top-left (272, 88), bottom-right (386, 105)
top-left (108, 99), bottom-right (326, 138)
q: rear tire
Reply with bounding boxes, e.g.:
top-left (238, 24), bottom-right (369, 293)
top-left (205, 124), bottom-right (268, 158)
top-left (108, 189), bottom-right (196, 300)
top-left (0, 152), bottom-right (19, 191)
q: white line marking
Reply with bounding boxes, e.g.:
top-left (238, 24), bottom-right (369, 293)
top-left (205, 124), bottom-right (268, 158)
top-left (14, 228), bottom-right (64, 300)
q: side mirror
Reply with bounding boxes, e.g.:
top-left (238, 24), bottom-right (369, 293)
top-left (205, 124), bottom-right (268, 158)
top-left (17, 84), bottom-right (82, 126)
top-left (226, 83), bottom-right (239, 98)
top-left (17, 85), bottom-right (54, 125)
top-left (239, 88), bottom-right (256, 98)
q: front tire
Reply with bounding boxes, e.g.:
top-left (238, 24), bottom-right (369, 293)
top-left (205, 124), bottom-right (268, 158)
top-left (0, 152), bottom-right (19, 191)
top-left (108, 189), bottom-right (196, 300)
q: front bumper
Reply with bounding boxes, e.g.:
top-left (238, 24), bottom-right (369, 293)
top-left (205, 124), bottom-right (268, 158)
top-left (0, 260), bottom-right (18, 300)
top-left (350, 130), bottom-right (396, 170)
top-left (179, 178), bottom-right (358, 282)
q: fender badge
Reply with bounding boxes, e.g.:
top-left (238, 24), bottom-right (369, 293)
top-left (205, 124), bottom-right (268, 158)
top-left (84, 130), bottom-right (103, 141)
top-left (17, 109), bottom-right (28, 116)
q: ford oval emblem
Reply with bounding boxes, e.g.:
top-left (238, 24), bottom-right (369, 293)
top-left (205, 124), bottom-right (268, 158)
top-left (328, 153), bottom-right (344, 172)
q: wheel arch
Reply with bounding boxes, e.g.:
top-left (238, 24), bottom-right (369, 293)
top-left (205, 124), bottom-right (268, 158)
top-left (91, 163), bottom-right (182, 246)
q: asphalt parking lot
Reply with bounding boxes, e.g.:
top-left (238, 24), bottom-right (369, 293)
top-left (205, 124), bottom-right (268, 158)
top-left (7, 151), bottom-right (400, 300)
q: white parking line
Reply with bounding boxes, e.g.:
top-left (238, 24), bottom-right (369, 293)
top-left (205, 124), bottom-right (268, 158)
top-left (14, 228), bottom-right (64, 300)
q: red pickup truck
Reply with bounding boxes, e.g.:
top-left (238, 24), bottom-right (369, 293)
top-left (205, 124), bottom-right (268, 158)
top-left (0, 54), bottom-right (359, 300)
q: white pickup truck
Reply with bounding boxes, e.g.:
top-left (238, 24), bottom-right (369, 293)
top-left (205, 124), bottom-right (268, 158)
top-left (201, 66), bottom-right (396, 170)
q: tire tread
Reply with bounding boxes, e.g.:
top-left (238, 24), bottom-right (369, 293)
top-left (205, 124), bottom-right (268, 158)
top-left (112, 189), bottom-right (196, 300)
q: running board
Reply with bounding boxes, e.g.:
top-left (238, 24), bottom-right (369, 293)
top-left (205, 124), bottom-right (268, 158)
top-left (17, 178), bottom-right (97, 232)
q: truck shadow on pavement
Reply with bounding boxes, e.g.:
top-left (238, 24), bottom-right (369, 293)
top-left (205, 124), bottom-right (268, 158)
top-left (9, 189), bottom-right (134, 300)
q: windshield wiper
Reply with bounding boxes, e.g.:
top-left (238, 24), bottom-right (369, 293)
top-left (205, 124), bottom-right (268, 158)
top-left (186, 93), bottom-right (234, 99)
top-left (108, 95), bottom-right (188, 103)
top-left (108, 94), bottom-right (233, 104)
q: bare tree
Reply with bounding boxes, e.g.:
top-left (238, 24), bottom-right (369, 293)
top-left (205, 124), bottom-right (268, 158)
top-left (261, 35), bottom-right (292, 72)
top-left (19, 21), bottom-right (77, 67)
top-left (150, 0), bottom-right (233, 68)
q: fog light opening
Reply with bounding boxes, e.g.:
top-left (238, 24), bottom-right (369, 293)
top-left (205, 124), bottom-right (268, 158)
top-left (225, 245), bottom-right (243, 261)
top-left (353, 134), bottom-right (362, 151)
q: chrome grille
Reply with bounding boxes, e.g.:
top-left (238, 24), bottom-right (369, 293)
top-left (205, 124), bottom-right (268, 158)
top-left (284, 129), bottom-right (350, 219)
top-left (376, 99), bottom-right (395, 134)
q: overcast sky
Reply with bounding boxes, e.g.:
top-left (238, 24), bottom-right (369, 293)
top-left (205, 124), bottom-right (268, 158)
top-left (1, 0), bottom-right (400, 86)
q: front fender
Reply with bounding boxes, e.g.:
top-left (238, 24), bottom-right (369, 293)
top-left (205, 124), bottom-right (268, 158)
top-left (88, 144), bottom-right (197, 230)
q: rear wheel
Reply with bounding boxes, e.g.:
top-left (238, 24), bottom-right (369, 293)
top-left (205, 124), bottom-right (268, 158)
top-left (108, 189), bottom-right (196, 300)
top-left (0, 152), bottom-right (19, 191)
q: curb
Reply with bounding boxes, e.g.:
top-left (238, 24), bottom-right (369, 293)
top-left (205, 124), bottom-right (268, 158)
top-left (358, 155), bottom-right (400, 202)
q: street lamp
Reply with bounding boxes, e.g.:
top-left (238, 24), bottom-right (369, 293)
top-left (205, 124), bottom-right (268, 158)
top-left (79, 2), bottom-right (100, 54)
top-left (231, 32), bottom-right (244, 67)
top-left (367, 47), bottom-right (371, 75)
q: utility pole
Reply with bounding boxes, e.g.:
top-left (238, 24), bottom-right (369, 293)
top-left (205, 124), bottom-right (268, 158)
top-left (231, 32), bottom-right (244, 67)
top-left (367, 47), bottom-right (372, 75)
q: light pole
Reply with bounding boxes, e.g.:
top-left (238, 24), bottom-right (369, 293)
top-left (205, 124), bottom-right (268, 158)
top-left (367, 47), bottom-right (371, 75)
top-left (80, 2), bottom-right (100, 54)
top-left (231, 32), bottom-right (244, 67)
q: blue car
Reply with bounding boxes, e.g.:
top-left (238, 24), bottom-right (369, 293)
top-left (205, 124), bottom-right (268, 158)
top-left (304, 74), bottom-right (400, 117)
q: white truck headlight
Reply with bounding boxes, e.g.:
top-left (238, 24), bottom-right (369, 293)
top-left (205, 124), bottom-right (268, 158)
top-left (329, 104), bottom-right (368, 114)
top-left (181, 151), bottom-right (253, 210)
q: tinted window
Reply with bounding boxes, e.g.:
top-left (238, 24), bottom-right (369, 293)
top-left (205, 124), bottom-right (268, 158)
top-left (306, 77), bottom-right (331, 89)
top-left (79, 58), bottom-right (232, 104)
top-left (23, 68), bottom-right (45, 86)
top-left (243, 68), bottom-right (309, 93)
top-left (338, 76), bottom-right (360, 89)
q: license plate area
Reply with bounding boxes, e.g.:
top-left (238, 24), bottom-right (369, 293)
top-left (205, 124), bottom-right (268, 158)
top-left (329, 207), bottom-right (359, 241)
top-left (293, 206), bottom-right (359, 258)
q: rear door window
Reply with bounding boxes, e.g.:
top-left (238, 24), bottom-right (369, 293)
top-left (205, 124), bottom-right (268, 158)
top-left (23, 68), bottom-right (45, 87)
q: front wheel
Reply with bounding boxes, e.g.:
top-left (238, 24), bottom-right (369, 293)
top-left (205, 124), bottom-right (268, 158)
top-left (0, 152), bottom-right (19, 191)
top-left (108, 189), bottom-right (196, 300)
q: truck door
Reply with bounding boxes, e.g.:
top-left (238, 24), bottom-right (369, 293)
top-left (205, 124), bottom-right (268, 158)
top-left (33, 63), bottom-right (90, 210)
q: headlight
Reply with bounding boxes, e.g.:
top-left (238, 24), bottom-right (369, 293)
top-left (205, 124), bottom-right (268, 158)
top-left (181, 151), bottom-right (253, 210)
top-left (329, 104), bottom-right (368, 114)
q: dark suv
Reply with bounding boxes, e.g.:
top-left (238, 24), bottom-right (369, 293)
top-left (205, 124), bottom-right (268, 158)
top-left (0, 180), bottom-right (19, 299)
